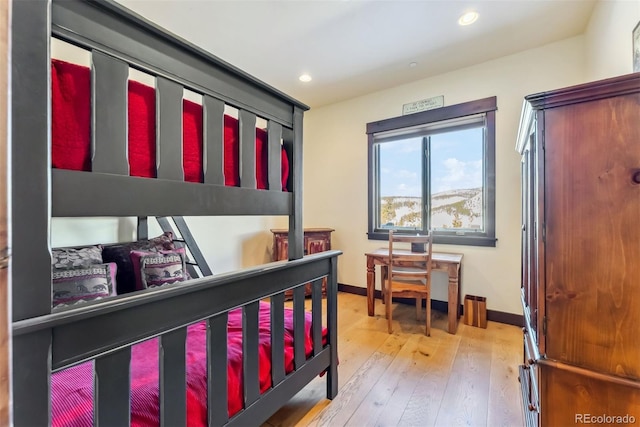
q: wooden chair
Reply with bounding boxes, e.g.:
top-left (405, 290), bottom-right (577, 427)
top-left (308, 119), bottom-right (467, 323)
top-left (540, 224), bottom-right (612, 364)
top-left (385, 230), bottom-right (433, 336)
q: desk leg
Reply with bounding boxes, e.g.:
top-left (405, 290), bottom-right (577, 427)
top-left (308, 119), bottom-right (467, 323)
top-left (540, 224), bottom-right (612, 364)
top-left (367, 257), bottom-right (375, 316)
top-left (447, 264), bottom-right (460, 334)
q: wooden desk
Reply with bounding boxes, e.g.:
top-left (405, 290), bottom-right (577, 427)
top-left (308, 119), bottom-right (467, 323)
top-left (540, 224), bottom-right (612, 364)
top-left (365, 249), bottom-right (463, 334)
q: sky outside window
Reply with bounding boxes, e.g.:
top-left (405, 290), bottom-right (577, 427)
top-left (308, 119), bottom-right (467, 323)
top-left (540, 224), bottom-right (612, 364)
top-left (378, 127), bottom-right (484, 230)
top-left (380, 128), bottom-right (482, 197)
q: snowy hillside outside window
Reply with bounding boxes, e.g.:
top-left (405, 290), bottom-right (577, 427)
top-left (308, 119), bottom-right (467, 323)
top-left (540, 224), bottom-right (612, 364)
top-left (367, 97), bottom-right (497, 247)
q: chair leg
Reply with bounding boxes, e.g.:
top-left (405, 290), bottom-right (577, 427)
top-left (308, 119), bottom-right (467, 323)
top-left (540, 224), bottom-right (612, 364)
top-left (425, 294), bottom-right (431, 336)
top-left (416, 297), bottom-right (421, 320)
top-left (381, 268), bottom-right (386, 305)
top-left (386, 289), bottom-right (393, 334)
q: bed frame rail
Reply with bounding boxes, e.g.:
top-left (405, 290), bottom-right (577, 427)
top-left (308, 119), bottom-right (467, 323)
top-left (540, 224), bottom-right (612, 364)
top-left (13, 250), bottom-right (340, 426)
top-left (52, 170), bottom-right (293, 217)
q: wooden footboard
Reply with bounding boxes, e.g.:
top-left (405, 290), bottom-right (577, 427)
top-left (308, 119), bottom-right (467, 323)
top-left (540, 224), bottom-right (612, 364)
top-left (13, 250), bottom-right (340, 426)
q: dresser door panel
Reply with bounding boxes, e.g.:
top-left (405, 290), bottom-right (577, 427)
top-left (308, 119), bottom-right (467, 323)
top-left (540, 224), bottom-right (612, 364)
top-left (540, 365), bottom-right (640, 427)
top-left (307, 238), bottom-right (328, 254)
top-left (544, 94), bottom-right (640, 378)
top-left (274, 235), bottom-right (289, 261)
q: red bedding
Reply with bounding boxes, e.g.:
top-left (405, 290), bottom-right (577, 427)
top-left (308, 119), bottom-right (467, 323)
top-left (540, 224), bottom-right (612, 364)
top-left (52, 302), bottom-right (323, 426)
top-left (51, 59), bottom-right (289, 190)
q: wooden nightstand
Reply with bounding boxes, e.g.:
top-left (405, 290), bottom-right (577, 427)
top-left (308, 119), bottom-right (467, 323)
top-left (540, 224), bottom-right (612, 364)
top-left (270, 227), bottom-right (334, 297)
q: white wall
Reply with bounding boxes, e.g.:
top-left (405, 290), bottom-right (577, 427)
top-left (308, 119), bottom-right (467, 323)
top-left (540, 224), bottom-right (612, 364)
top-left (584, 0), bottom-right (640, 80)
top-left (303, 36), bottom-right (587, 315)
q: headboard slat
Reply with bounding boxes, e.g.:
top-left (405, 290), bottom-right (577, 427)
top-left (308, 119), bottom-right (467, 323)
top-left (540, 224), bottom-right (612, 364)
top-left (203, 95), bottom-right (225, 185)
top-left (156, 76), bottom-right (185, 181)
top-left (239, 110), bottom-right (257, 189)
top-left (159, 327), bottom-right (187, 427)
top-left (91, 50), bottom-right (129, 175)
top-left (270, 294), bottom-right (286, 385)
top-left (312, 280), bottom-right (323, 355)
top-left (293, 287), bottom-right (306, 369)
top-left (94, 347), bottom-right (132, 426)
top-left (207, 313), bottom-right (229, 425)
top-left (267, 121), bottom-right (283, 191)
top-left (242, 302), bottom-right (260, 406)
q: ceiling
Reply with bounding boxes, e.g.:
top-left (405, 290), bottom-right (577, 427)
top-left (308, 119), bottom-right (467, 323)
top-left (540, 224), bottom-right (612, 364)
top-left (116, 0), bottom-right (598, 109)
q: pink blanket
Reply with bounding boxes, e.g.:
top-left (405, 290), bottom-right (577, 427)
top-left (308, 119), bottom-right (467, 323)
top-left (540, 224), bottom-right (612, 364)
top-left (52, 302), bottom-right (323, 426)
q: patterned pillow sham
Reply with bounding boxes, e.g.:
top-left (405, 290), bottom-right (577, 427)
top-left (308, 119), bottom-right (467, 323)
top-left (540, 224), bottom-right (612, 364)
top-left (101, 232), bottom-right (175, 295)
top-left (130, 248), bottom-right (188, 290)
top-left (52, 245), bottom-right (103, 270)
top-left (52, 262), bottom-right (117, 308)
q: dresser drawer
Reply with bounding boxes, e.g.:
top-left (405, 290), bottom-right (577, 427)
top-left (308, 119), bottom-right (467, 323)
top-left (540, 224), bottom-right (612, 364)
top-left (520, 327), bottom-right (540, 426)
top-left (519, 364), bottom-right (539, 427)
top-left (523, 328), bottom-right (539, 407)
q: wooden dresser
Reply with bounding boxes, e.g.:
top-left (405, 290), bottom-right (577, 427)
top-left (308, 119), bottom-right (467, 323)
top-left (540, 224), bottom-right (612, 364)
top-left (271, 228), bottom-right (334, 297)
top-left (516, 73), bottom-right (640, 426)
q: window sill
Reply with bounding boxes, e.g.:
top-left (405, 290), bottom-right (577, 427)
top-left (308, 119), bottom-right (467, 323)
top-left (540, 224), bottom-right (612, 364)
top-left (367, 231), bottom-right (497, 247)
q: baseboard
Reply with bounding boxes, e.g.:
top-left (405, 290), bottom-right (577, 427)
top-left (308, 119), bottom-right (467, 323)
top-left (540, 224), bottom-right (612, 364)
top-left (338, 283), bottom-right (524, 327)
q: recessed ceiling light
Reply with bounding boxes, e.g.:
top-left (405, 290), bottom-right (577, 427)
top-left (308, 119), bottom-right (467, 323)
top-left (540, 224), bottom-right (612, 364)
top-left (299, 74), bottom-right (312, 83)
top-left (458, 11), bottom-right (478, 26)
top-left (409, 62), bottom-right (418, 68)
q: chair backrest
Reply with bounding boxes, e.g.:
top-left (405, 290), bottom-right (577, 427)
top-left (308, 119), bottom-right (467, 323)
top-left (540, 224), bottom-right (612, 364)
top-left (388, 230), bottom-right (433, 283)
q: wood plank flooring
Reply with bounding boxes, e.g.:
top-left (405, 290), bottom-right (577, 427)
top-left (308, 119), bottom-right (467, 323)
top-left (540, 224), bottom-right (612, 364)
top-left (264, 292), bottom-right (523, 427)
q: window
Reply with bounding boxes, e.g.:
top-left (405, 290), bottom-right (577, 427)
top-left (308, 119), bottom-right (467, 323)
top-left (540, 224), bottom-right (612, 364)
top-left (367, 97), bottom-right (496, 247)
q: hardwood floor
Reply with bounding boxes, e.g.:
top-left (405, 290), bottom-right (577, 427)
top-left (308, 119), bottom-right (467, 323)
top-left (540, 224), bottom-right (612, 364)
top-left (264, 292), bottom-right (523, 427)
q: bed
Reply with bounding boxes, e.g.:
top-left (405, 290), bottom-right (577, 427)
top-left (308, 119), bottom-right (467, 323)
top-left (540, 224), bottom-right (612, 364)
top-left (10, 0), bottom-right (340, 426)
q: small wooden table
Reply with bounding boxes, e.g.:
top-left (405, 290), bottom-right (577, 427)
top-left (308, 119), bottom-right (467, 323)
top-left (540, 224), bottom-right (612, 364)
top-left (365, 249), bottom-right (463, 334)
